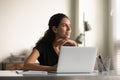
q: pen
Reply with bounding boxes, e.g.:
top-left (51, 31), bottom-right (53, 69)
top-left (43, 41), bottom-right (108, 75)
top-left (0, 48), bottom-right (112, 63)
top-left (98, 55), bottom-right (107, 71)
top-left (16, 70), bottom-right (29, 74)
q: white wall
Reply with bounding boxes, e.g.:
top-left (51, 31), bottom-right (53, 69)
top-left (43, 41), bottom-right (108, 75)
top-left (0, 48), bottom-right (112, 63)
top-left (0, 0), bottom-right (75, 62)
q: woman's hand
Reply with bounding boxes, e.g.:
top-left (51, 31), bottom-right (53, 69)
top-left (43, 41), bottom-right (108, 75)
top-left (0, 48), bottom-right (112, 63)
top-left (63, 39), bottom-right (77, 46)
top-left (53, 38), bottom-right (77, 55)
top-left (55, 38), bottom-right (77, 47)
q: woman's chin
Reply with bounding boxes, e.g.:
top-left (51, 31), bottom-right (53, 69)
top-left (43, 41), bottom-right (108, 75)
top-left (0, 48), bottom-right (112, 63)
top-left (60, 36), bottom-right (70, 39)
top-left (66, 36), bottom-right (70, 39)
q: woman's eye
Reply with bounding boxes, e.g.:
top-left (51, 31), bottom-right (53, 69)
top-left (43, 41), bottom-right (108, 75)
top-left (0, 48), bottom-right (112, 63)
top-left (60, 23), bottom-right (71, 27)
top-left (61, 23), bottom-right (68, 27)
top-left (62, 24), bottom-right (66, 26)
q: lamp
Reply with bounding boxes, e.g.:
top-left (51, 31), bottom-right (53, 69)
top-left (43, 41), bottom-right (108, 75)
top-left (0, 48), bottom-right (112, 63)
top-left (76, 13), bottom-right (91, 46)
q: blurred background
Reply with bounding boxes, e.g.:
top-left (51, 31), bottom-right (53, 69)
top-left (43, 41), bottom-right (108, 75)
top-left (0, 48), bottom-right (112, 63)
top-left (0, 0), bottom-right (120, 71)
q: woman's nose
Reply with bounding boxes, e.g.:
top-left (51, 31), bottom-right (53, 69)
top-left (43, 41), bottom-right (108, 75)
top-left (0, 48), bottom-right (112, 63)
top-left (67, 25), bottom-right (71, 31)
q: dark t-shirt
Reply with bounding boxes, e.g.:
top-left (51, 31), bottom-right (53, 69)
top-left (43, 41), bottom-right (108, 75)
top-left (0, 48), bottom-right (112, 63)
top-left (34, 42), bottom-right (58, 66)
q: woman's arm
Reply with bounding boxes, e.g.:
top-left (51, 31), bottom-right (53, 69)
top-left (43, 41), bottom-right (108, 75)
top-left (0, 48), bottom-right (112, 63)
top-left (55, 38), bottom-right (77, 47)
top-left (63, 39), bottom-right (78, 46)
top-left (23, 49), bottom-right (57, 71)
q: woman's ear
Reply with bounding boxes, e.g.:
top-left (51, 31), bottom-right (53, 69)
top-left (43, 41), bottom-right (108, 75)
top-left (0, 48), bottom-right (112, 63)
top-left (52, 26), bottom-right (57, 33)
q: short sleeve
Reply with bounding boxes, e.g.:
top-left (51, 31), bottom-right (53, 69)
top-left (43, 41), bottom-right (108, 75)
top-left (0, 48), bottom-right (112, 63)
top-left (34, 43), bottom-right (44, 55)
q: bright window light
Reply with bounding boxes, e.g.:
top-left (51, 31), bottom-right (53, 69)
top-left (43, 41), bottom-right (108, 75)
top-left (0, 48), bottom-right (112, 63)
top-left (115, 0), bottom-right (120, 70)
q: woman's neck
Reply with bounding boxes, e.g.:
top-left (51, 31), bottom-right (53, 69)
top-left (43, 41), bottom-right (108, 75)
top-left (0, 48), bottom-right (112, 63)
top-left (52, 38), bottom-right (63, 55)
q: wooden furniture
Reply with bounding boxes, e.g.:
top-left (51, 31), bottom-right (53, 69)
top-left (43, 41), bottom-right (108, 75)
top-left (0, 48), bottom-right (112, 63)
top-left (2, 62), bottom-right (24, 70)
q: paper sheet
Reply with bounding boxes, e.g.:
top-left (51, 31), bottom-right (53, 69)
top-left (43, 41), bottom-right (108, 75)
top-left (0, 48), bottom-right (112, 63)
top-left (16, 70), bottom-right (48, 75)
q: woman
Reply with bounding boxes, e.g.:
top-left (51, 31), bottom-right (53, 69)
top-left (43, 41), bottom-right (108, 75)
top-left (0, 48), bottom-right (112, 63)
top-left (23, 13), bottom-right (77, 71)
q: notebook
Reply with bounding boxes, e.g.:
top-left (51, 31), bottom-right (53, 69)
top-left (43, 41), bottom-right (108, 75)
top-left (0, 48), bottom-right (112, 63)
top-left (16, 70), bottom-right (48, 76)
top-left (57, 46), bottom-right (98, 73)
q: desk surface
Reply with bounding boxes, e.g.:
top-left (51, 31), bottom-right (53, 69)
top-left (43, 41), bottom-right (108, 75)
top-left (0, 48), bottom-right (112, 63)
top-left (0, 70), bottom-right (120, 80)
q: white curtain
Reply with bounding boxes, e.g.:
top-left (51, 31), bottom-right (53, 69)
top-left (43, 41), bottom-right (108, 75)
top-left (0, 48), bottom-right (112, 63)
top-left (109, 0), bottom-right (120, 70)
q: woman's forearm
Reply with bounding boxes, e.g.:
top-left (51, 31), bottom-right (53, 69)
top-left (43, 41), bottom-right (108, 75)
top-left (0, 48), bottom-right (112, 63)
top-left (23, 63), bottom-right (56, 71)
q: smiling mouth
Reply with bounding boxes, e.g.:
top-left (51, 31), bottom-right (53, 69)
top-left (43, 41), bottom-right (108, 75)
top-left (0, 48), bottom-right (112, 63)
top-left (66, 32), bottom-right (71, 35)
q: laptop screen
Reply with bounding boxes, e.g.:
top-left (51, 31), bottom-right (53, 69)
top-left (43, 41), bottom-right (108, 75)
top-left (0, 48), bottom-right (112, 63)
top-left (57, 46), bottom-right (98, 73)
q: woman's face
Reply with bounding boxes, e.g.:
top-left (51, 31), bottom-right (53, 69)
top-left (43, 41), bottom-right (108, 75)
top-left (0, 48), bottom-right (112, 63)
top-left (53, 18), bottom-right (71, 39)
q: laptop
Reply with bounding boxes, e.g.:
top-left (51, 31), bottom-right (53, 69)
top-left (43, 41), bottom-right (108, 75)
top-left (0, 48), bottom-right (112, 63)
top-left (56, 46), bottom-right (98, 74)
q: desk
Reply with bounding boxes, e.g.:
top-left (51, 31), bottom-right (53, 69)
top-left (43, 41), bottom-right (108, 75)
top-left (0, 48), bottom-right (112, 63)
top-left (0, 70), bottom-right (120, 80)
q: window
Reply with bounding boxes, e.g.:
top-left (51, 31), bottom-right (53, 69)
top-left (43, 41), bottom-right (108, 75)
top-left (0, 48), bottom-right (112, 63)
top-left (116, 0), bottom-right (120, 40)
top-left (113, 0), bottom-right (120, 71)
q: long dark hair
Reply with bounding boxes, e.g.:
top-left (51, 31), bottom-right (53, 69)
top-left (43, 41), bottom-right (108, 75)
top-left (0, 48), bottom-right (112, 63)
top-left (36, 13), bottom-right (69, 45)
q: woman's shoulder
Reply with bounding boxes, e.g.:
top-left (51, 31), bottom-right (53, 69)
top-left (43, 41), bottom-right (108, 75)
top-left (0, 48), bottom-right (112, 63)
top-left (35, 42), bottom-right (51, 49)
top-left (35, 42), bottom-right (45, 48)
top-left (34, 42), bottom-right (52, 55)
